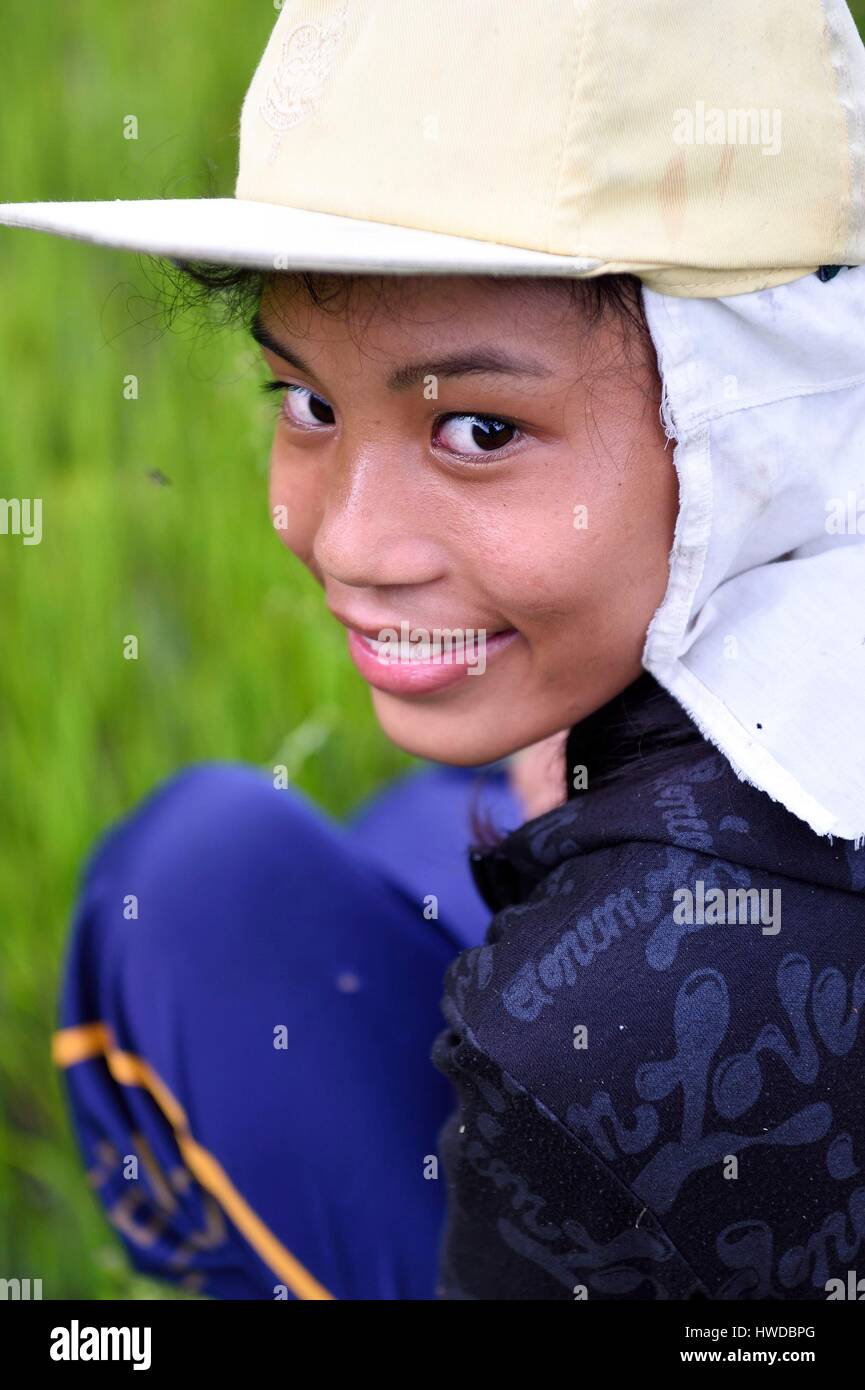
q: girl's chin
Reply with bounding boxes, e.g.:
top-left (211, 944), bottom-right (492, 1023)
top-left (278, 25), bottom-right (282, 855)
top-left (367, 686), bottom-right (529, 767)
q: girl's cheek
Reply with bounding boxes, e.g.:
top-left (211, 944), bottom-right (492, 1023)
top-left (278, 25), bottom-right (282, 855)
top-left (269, 449), bottom-right (323, 569)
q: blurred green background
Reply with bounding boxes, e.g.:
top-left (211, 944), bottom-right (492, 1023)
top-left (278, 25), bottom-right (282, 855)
top-left (0, 0), bottom-right (412, 1298)
top-left (2, 0), bottom-right (865, 1302)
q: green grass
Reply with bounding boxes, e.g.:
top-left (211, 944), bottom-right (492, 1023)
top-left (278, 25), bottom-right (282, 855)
top-left (2, 0), bottom-right (864, 1299)
top-left (0, 0), bottom-right (410, 1299)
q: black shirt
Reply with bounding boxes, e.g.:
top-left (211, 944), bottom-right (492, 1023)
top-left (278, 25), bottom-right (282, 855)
top-left (431, 674), bottom-right (865, 1299)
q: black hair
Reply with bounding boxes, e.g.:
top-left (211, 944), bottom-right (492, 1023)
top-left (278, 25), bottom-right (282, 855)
top-left (466, 672), bottom-right (708, 851)
top-left (166, 260), bottom-right (654, 351)
top-left (563, 671), bottom-right (707, 801)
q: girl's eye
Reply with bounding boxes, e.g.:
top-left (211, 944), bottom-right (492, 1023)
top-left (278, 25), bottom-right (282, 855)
top-left (263, 385), bottom-right (519, 458)
top-left (433, 413), bottom-right (519, 457)
top-left (274, 383), bottom-right (335, 427)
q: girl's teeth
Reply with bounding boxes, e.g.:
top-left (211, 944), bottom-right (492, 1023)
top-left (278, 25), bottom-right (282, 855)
top-left (356, 629), bottom-right (490, 661)
top-left (358, 634), bottom-right (460, 661)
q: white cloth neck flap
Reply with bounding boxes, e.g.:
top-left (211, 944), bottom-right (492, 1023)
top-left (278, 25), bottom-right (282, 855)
top-left (641, 264), bottom-right (865, 844)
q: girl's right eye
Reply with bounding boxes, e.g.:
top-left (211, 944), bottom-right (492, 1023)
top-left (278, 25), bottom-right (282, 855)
top-left (265, 381), bottom-right (335, 427)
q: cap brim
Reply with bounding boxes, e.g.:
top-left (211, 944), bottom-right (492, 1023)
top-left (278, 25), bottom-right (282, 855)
top-left (0, 196), bottom-right (602, 278)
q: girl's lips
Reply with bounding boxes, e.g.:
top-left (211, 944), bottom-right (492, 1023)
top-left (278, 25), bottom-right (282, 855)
top-left (345, 626), bottom-right (519, 696)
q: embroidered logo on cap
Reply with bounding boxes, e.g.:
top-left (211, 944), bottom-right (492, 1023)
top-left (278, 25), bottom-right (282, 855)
top-left (261, 3), bottom-right (351, 162)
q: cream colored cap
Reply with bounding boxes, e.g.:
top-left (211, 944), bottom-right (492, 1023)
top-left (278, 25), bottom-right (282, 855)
top-left (3, 0), bottom-right (865, 296)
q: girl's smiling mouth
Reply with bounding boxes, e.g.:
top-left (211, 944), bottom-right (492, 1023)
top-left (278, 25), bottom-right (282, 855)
top-left (336, 617), bottom-right (520, 696)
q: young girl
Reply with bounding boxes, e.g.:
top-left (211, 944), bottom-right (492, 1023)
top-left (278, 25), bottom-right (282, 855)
top-left (4, 0), bottom-right (865, 1301)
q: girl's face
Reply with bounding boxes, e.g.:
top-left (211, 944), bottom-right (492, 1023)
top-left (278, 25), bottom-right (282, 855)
top-left (258, 274), bottom-right (678, 766)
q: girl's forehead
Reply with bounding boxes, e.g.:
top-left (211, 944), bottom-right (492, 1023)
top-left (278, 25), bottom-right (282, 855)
top-left (262, 271), bottom-right (577, 318)
top-left (259, 273), bottom-right (601, 361)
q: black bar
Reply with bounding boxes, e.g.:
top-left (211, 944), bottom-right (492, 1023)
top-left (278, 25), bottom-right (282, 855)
top-left (1, 1294), bottom-right (861, 1375)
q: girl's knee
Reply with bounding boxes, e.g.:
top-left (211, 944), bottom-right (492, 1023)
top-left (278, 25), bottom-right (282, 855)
top-left (69, 763), bottom-right (331, 963)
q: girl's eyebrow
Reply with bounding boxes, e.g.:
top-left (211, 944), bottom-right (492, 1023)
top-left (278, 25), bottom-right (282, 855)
top-left (387, 351), bottom-right (552, 392)
top-left (251, 316), bottom-right (324, 384)
top-left (250, 312), bottom-right (552, 393)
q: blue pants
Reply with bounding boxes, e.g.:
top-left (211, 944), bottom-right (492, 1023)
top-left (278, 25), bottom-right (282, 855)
top-left (54, 763), bottom-right (521, 1300)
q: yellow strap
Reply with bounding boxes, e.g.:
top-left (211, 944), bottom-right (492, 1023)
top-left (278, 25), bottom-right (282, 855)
top-left (53, 1022), bottom-right (334, 1301)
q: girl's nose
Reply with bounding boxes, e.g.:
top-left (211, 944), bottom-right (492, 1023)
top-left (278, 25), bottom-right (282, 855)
top-left (312, 442), bottom-right (447, 591)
